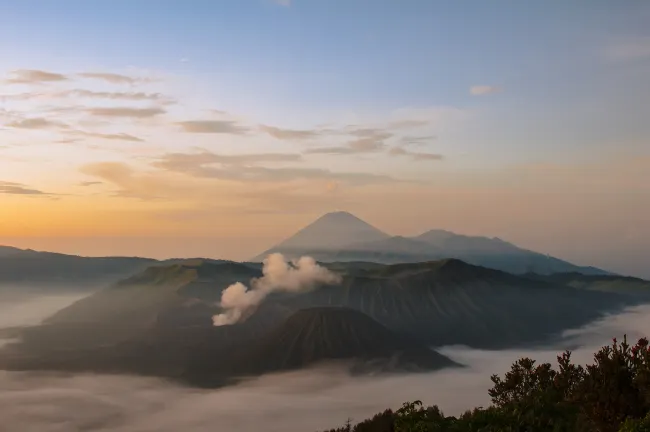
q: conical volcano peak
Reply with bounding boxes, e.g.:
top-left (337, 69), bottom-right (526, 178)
top-left (316, 211), bottom-right (365, 222)
top-left (273, 211), bottom-right (390, 250)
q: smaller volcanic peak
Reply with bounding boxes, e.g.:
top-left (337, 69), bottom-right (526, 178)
top-left (413, 229), bottom-right (520, 254)
top-left (239, 307), bottom-right (455, 373)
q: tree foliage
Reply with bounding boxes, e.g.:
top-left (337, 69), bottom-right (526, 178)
top-left (321, 335), bottom-right (650, 432)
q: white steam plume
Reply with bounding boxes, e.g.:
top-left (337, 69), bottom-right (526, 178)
top-left (212, 253), bottom-right (341, 326)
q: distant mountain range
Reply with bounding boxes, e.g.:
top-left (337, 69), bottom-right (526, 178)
top-left (253, 211), bottom-right (611, 276)
top-left (0, 246), bottom-right (228, 289)
top-left (3, 258), bottom-right (646, 387)
top-left (0, 211), bottom-right (617, 291)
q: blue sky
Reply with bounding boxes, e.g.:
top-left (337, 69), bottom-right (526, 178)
top-left (0, 1), bottom-right (649, 277)
top-left (3, 0), bottom-right (649, 163)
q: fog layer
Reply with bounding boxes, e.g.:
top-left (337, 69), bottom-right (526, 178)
top-left (1, 295), bottom-right (649, 432)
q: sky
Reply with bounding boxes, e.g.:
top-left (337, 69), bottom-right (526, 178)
top-left (0, 0), bottom-right (649, 277)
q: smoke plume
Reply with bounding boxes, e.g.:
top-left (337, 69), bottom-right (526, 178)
top-left (212, 253), bottom-right (341, 326)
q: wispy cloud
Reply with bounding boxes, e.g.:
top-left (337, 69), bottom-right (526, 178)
top-left (5, 69), bottom-right (68, 84)
top-left (469, 85), bottom-right (502, 96)
top-left (67, 131), bottom-right (144, 142)
top-left (305, 129), bottom-right (390, 155)
top-left (306, 138), bottom-right (385, 155)
top-left (400, 135), bottom-right (437, 146)
top-left (604, 36), bottom-right (650, 61)
top-left (78, 72), bottom-right (153, 84)
top-left (152, 150), bottom-right (395, 184)
top-left (6, 117), bottom-right (67, 130)
top-left (65, 89), bottom-right (172, 102)
top-left (259, 124), bottom-right (320, 140)
top-left (86, 107), bottom-right (166, 118)
top-left (388, 146), bottom-right (444, 161)
top-left (79, 162), bottom-right (170, 200)
top-left (0, 181), bottom-right (50, 195)
top-left (177, 120), bottom-right (250, 134)
top-left (155, 151), bottom-right (302, 169)
top-left (2, 89), bottom-right (172, 104)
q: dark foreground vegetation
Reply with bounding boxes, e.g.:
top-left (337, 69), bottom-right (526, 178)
top-left (323, 336), bottom-right (650, 432)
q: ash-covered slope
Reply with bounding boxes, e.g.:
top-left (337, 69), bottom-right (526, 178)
top-left (235, 307), bottom-right (457, 374)
top-left (24, 259), bottom-right (637, 352)
top-left (271, 259), bottom-right (631, 348)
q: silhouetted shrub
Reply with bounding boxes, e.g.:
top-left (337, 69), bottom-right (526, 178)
top-left (320, 335), bottom-right (650, 432)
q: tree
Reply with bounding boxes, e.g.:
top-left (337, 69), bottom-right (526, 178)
top-left (322, 335), bottom-right (650, 432)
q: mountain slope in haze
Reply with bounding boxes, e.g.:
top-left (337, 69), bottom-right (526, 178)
top-left (2, 258), bottom-right (644, 386)
top-left (525, 272), bottom-right (650, 295)
top-left (0, 246), bottom-right (232, 290)
top-left (2, 304), bottom-right (457, 386)
top-left (32, 260), bottom-right (261, 348)
top-left (0, 246), bottom-right (157, 288)
top-left (22, 259), bottom-right (641, 352)
top-left (271, 259), bottom-right (631, 348)
top-left (253, 212), bottom-right (611, 276)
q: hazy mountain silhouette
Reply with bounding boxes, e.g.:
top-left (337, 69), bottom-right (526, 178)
top-left (253, 212), bottom-right (612, 276)
top-left (253, 211), bottom-right (389, 259)
top-left (0, 247), bottom-right (230, 289)
top-left (0, 247), bottom-right (156, 288)
top-left (525, 272), bottom-right (650, 295)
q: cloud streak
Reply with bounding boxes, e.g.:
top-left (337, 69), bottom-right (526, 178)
top-left (604, 36), bottom-right (650, 61)
top-left (64, 89), bottom-right (171, 103)
top-left (6, 117), bottom-right (66, 130)
top-left (388, 147), bottom-right (444, 161)
top-left (5, 69), bottom-right (68, 84)
top-left (78, 72), bottom-right (153, 84)
top-left (68, 131), bottom-right (144, 142)
top-left (177, 120), bottom-right (250, 134)
top-left (87, 107), bottom-right (166, 118)
top-left (152, 150), bottom-right (396, 184)
top-left (469, 85), bottom-right (502, 96)
top-left (0, 181), bottom-right (50, 196)
top-left (259, 125), bottom-right (320, 140)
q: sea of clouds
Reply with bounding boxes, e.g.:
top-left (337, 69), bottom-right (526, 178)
top-left (1, 289), bottom-right (649, 432)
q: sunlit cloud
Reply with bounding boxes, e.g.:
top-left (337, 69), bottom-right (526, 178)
top-left (0, 181), bottom-right (50, 196)
top-left (86, 107), bottom-right (166, 118)
top-left (259, 124), bottom-right (320, 140)
top-left (78, 72), bottom-right (154, 84)
top-left (388, 146), bottom-right (444, 161)
top-left (5, 69), bottom-right (68, 84)
top-left (6, 117), bottom-right (67, 130)
top-left (152, 150), bottom-right (395, 184)
top-left (67, 131), bottom-right (144, 142)
top-left (604, 36), bottom-right (650, 61)
top-left (469, 85), bottom-right (502, 96)
top-left (176, 120), bottom-right (251, 134)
